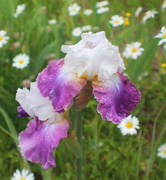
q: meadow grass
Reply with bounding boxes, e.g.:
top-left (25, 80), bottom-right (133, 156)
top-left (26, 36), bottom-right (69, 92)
top-left (0, 0), bottom-right (166, 179)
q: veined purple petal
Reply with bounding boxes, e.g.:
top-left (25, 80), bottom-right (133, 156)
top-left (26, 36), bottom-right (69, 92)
top-left (19, 117), bottom-right (69, 169)
top-left (92, 73), bottom-right (141, 124)
top-left (37, 59), bottom-right (87, 112)
top-left (17, 106), bottom-right (29, 117)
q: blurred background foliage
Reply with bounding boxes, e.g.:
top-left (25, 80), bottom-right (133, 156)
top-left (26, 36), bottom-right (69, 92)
top-left (0, 0), bottom-right (166, 179)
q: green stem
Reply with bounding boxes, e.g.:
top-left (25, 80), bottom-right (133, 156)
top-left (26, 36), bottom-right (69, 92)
top-left (76, 110), bottom-right (83, 180)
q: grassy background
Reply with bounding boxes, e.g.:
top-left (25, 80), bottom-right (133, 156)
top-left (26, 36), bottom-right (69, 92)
top-left (0, 0), bottom-right (166, 179)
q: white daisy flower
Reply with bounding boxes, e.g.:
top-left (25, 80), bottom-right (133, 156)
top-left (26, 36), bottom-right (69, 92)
top-left (72, 27), bottom-right (82, 37)
top-left (154, 27), bottom-right (166, 46)
top-left (109, 15), bottom-right (124, 27)
top-left (142, 9), bottom-right (158, 23)
top-left (117, 115), bottom-right (140, 135)
top-left (84, 9), bottom-right (93, 16)
top-left (97, 7), bottom-right (109, 14)
top-left (96, 1), bottom-right (109, 8)
top-left (135, 7), bottom-right (143, 17)
top-left (48, 19), bottom-right (57, 24)
top-left (122, 42), bottom-right (144, 59)
top-left (157, 144), bottom-right (166, 159)
top-left (0, 30), bottom-right (9, 48)
top-left (82, 25), bottom-right (92, 32)
top-left (162, 0), bottom-right (166, 11)
top-left (68, 3), bottom-right (81, 16)
top-left (11, 169), bottom-right (34, 180)
top-left (13, 54), bottom-right (30, 69)
top-left (14, 4), bottom-right (26, 18)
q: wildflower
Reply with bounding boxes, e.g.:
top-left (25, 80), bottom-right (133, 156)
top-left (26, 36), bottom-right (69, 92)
top-left (37, 31), bottom-right (141, 124)
top-left (135, 7), bottom-right (143, 17)
top-left (122, 42), bottom-right (144, 59)
top-left (0, 30), bottom-right (9, 48)
top-left (162, 0), bottom-right (166, 11)
top-left (82, 25), bottom-right (92, 32)
top-left (154, 27), bottom-right (166, 46)
top-left (84, 9), bottom-right (93, 16)
top-left (142, 9), bottom-right (158, 23)
top-left (109, 15), bottom-right (124, 27)
top-left (68, 3), bottom-right (81, 16)
top-left (117, 115), bottom-right (140, 135)
top-left (96, 1), bottom-right (109, 8)
top-left (97, 7), bottom-right (109, 14)
top-left (11, 169), bottom-right (34, 180)
top-left (14, 4), bottom-right (26, 18)
top-left (13, 54), bottom-right (30, 69)
top-left (16, 82), bottom-right (69, 169)
top-left (72, 27), bottom-right (82, 37)
top-left (126, 12), bottom-right (131, 17)
top-left (124, 18), bottom-right (130, 26)
top-left (161, 63), bottom-right (166, 68)
top-left (157, 144), bottom-right (166, 159)
top-left (48, 19), bottom-right (57, 24)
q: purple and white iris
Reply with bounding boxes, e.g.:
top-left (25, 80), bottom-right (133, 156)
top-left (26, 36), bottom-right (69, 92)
top-left (16, 31), bottom-right (141, 169)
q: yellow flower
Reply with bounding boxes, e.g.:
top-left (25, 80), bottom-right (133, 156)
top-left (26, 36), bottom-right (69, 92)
top-left (126, 12), bottom-right (131, 17)
top-left (161, 63), bottom-right (166, 68)
top-left (124, 17), bottom-right (130, 26)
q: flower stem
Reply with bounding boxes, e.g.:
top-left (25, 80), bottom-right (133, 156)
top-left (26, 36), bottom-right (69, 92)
top-left (76, 110), bottom-right (83, 180)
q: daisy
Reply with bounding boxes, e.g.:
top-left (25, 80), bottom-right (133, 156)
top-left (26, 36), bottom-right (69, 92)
top-left (11, 169), bottom-right (34, 180)
top-left (0, 30), bottom-right (9, 48)
top-left (96, 1), bottom-right (109, 8)
top-left (68, 3), bottom-right (81, 16)
top-left (109, 15), bottom-right (124, 27)
top-left (135, 7), bottom-right (143, 17)
top-left (82, 25), bottom-right (92, 32)
top-left (14, 4), bottom-right (26, 18)
top-left (162, 0), bottom-right (166, 11)
top-left (142, 9), bottom-right (158, 23)
top-left (13, 54), bottom-right (30, 69)
top-left (122, 42), bottom-right (144, 59)
top-left (72, 27), bottom-right (82, 37)
top-left (117, 115), bottom-right (140, 135)
top-left (154, 27), bottom-right (166, 46)
top-left (157, 144), bottom-right (166, 159)
top-left (48, 19), bottom-right (57, 24)
top-left (97, 7), bottom-right (109, 14)
top-left (84, 9), bottom-right (93, 16)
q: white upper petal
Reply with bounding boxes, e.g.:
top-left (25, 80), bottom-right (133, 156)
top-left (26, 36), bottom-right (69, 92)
top-left (61, 31), bottom-right (125, 81)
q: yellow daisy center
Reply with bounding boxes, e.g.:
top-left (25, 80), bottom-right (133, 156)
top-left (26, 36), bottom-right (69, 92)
top-left (163, 150), bottom-right (166, 154)
top-left (115, 20), bottom-right (119, 24)
top-left (19, 60), bottom-right (24, 65)
top-left (73, 8), bottom-right (76, 11)
top-left (20, 178), bottom-right (25, 180)
top-left (163, 34), bottom-right (166, 38)
top-left (0, 36), bottom-right (2, 41)
top-left (132, 48), bottom-right (137, 52)
top-left (126, 122), bottom-right (133, 128)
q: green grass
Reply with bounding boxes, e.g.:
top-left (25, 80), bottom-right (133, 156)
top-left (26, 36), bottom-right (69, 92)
top-left (0, 0), bottom-right (166, 179)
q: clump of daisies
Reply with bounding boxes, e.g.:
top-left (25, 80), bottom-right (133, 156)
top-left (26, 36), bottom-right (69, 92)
top-left (0, 30), bottom-right (9, 48)
top-left (14, 4), bottom-right (26, 18)
top-left (117, 115), bottom-right (140, 135)
top-left (157, 144), bottom-right (166, 159)
top-left (96, 1), bottom-right (109, 14)
top-left (122, 42), bottom-right (144, 60)
top-left (11, 169), bottom-right (34, 180)
top-left (68, 3), bottom-right (81, 16)
top-left (142, 9), bottom-right (158, 23)
top-left (154, 27), bottom-right (166, 46)
top-left (13, 54), bottom-right (30, 69)
top-left (109, 15), bottom-right (124, 27)
top-left (48, 19), bottom-right (57, 25)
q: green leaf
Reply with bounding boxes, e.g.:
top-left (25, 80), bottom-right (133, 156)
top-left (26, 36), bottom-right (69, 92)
top-left (63, 138), bottom-right (82, 158)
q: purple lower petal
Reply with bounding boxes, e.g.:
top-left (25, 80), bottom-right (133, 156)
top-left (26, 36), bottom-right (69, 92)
top-left (19, 118), bottom-right (69, 169)
top-left (17, 106), bottom-right (29, 117)
top-left (37, 59), bottom-right (87, 112)
top-left (92, 73), bottom-right (141, 124)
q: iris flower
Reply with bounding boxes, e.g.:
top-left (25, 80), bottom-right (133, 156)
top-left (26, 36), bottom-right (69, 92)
top-left (37, 31), bottom-right (141, 124)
